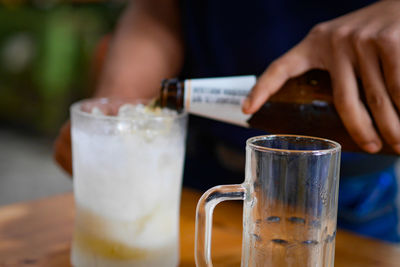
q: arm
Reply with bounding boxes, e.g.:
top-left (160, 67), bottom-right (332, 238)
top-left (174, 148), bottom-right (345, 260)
top-left (96, 0), bottom-right (183, 98)
top-left (54, 0), bottom-right (183, 175)
top-left (243, 0), bottom-right (400, 154)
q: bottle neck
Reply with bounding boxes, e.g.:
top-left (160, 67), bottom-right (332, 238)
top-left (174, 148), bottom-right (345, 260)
top-left (160, 78), bottom-right (185, 111)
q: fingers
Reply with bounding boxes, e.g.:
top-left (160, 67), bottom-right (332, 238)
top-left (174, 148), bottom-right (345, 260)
top-left (242, 43), bottom-right (314, 114)
top-left (53, 121), bottom-right (73, 176)
top-left (331, 57), bottom-right (382, 153)
top-left (354, 33), bottom-right (400, 153)
top-left (377, 27), bottom-right (400, 112)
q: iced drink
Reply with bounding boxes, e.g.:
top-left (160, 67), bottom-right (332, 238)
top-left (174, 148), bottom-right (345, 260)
top-left (70, 99), bottom-right (187, 267)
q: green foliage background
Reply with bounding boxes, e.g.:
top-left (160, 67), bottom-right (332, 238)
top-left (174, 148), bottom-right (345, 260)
top-left (0, 1), bottom-right (125, 135)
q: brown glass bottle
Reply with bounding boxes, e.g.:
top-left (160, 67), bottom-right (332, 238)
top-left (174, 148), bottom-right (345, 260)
top-left (159, 69), bottom-right (396, 154)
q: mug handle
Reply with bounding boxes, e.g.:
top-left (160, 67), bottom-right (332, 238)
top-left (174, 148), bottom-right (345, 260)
top-left (195, 184), bottom-right (246, 267)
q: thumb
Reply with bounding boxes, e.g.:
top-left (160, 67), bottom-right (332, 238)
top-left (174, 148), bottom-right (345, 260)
top-left (242, 43), bottom-right (316, 114)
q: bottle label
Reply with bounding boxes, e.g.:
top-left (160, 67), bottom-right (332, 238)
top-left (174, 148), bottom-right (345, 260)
top-left (184, 76), bottom-right (256, 127)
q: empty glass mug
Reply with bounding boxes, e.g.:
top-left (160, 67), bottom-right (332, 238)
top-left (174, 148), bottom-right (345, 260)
top-left (195, 135), bottom-right (341, 267)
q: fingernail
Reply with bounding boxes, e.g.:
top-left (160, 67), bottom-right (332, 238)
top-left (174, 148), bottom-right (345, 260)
top-left (393, 144), bottom-right (400, 154)
top-left (363, 142), bottom-right (381, 153)
top-left (242, 98), bottom-right (251, 113)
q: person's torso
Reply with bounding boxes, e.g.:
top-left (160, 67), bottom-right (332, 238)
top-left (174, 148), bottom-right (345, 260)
top-left (180, 0), bottom-right (375, 77)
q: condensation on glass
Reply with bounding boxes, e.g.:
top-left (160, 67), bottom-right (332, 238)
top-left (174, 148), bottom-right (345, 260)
top-left (70, 98), bottom-right (188, 267)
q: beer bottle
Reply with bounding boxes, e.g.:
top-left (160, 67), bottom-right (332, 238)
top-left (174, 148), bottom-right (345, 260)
top-left (159, 69), bottom-right (395, 154)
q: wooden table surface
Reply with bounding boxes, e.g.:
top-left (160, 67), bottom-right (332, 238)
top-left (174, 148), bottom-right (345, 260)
top-left (0, 188), bottom-right (399, 266)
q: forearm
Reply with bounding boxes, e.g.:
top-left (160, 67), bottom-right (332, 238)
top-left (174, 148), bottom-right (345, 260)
top-left (96, 0), bottom-right (183, 99)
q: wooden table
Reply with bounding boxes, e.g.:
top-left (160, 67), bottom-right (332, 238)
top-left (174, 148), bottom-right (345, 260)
top-left (0, 189), bottom-right (399, 266)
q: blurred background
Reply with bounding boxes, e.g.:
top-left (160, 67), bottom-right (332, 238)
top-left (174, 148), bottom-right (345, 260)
top-left (0, 0), bottom-right (126, 205)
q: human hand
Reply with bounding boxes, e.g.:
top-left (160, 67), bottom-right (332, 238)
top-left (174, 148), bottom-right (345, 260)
top-left (243, 0), bottom-right (400, 154)
top-left (54, 121), bottom-right (72, 176)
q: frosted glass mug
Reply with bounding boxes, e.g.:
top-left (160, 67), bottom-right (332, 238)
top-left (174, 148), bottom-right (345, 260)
top-left (195, 135), bottom-right (341, 267)
top-left (70, 98), bottom-right (188, 267)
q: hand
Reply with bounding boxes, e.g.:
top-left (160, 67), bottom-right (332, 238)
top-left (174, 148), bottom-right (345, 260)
top-left (54, 121), bottom-right (72, 176)
top-left (243, 0), bottom-right (400, 154)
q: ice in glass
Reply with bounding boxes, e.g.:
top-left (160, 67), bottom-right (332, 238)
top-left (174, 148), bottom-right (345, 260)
top-left (70, 98), bottom-right (187, 267)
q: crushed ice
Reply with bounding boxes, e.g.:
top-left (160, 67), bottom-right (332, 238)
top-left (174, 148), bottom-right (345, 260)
top-left (91, 107), bottom-right (104, 116)
top-left (112, 103), bottom-right (177, 140)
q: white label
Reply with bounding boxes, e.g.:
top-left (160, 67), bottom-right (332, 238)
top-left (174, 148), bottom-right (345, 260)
top-left (184, 76), bottom-right (256, 127)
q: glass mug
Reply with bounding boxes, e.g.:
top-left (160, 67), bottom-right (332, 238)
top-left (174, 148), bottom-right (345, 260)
top-left (196, 135), bottom-right (341, 267)
top-left (70, 98), bottom-right (187, 267)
